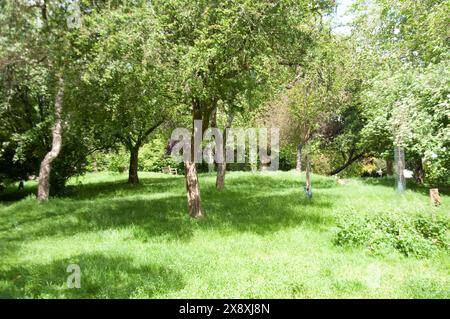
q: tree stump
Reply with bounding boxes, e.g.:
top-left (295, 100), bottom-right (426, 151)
top-left (429, 188), bottom-right (441, 206)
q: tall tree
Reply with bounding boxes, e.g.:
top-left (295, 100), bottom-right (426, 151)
top-left (37, 76), bottom-right (64, 200)
top-left (260, 32), bottom-right (352, 174)
top-left (154, 0), bottom-right (334, 217)
top-left (352, 0), bottom-right (450, 184)
top-left (79, 6), bottom-right (176, 184)
top-left (0, 0), bottom-right (89, 200)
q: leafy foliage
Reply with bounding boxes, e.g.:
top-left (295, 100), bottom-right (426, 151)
top-left (362, 61), bottom-right (450, 184)
top-left (334, 211), bottom-right (449, 257)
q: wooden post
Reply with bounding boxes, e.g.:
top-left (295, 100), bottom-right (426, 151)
top-left (430, 188), bottom-right (441, 206)
top-left (304, 154), bottom-right (312, 199)
top-left (395, 145), bottom-right (406, 192)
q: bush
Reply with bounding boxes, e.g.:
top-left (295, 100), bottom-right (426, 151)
top-left (278, 147), bottom-right (295, 171)
top-left (147, 156), bottom-right (184, 174)
top-left (107, 151), bottom-right (129, 173)
top-left (311, 153), bottom-right (331, 175)
top-left (334, 212), bottom-right (449, 258)
top-left (86, 150), bottom-right (128, 173)
top-left (138, 138), bottom-right (167, 172)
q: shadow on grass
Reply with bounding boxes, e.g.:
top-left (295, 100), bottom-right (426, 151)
top-left (202, 189), bottom-right (335, 235)
top-left (0, 253), bottom-right (185, 298)
top-left (0, 187), bottom-right (36, 203)
top-left (0, 175), bottom-right (185, 203)
top-left (63, 175), bottom-right (185, 200)
top-left (0, 194), bottom-right (193, 242)
top-left (0, 173), bottom-right (337, 244)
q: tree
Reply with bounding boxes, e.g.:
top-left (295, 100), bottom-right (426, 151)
top-left (154, 0), bottom-right (335, 217)
top-left (361, 62), bottom-right (450, 185)
top-left (260, 31), bottom-right (352, 174)
top-left (37, 76), bottom-right (64, 200)
top-left (79, 6), bottom-right (176, 184)
top-left (0, 0), bottom-right (88, 200)
top-left (352, 0), bottom-right (450, 185)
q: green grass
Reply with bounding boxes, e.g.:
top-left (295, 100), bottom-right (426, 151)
top-left (0, 171), bottom-right (449, 298)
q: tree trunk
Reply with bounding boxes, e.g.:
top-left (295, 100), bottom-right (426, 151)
top-left (184, 99), bottom-right (208, 219)
top-left (296, 143), bottom-right (302, 171)
top-left (386, 159), bottom-right (393, 176)
top-left (395, 146), bottom-right (406, 192)
top-left (304, 154), bottom-right (312, 199)
top-left (215, 113), bottom-right (234, 190)
top-left (128, 147), bottom-right (139, 184)
top-left (92, 156), bottom-right (98, 172)
top-left (37, 77), bottom-right (64, 202)
top-left (185, 160), bottom-right (203, 218)
top-left (207, 144), bottom-right (215, 173)
top-left (414, 158), bottom-right (425, 184)
top-left (208, 108), bottom-right (217, 172)
top-left (305, 155), bottom-right (311, 190)
top-left (216, 162), bottom-right (226, 190)
top-left (210, 107), bottom-right (217, 128)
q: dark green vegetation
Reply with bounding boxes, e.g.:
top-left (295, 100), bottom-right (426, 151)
top-left (1, 172), bottom-right (448, 298)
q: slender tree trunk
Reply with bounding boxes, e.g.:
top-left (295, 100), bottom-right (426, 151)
top-left (37, 77), bottom-right (64, 201)
top-left (296, 143), bottom-right (302, 171)
top-left (185, 160), bottom-right (203, 218)
top-left (210, 107), bottom-right (217, 128)
top-left (92, 156), bottom-right (98, 172)
top-left (128, 147), bottom-right (139, 184)
top-left (395, 146), bottom-right (406, 192)
top-left (216, 128), bottom-right (226, 189)
top-left (414, 158), bottom-right (425, 184)
top-left (216, 162), bottom-right (226, 190)
top-left (386, 159), bottom-right (393, 176)
top-left (305, 154), bottom-right (311, 191)
top-left (184, 99), bottom-right (209, 219)
top-left (208, 107), bottom-right (217, 172)
top-left (207, 145), bottom-right (215, 173)
top-left (216, 113), bottom-right (234, 190)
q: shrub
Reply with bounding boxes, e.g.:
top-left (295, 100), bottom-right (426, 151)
top-left (138, 138), bottom-right (167, 171)
top-left (278, 147), bottom-right (295, 171)
top-left (107, 151), bottom-right (129, 174)
top-left (147, 156), bottom-right (184, 174)
top-left (334, 212), bottom-right (449, 258)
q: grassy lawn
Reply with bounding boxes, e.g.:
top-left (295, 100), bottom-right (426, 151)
top-left (0, 171), bottom-right (448, 298)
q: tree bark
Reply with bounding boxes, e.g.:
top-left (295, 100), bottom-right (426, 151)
top-left (414, 158), bottom-right (425, 184)
top-left (210, 107), bottom-right (217, 128)
top-left (296, 143), bottom-right (302, 171)
top-left (396, 146), bottom-right (406, 192)
top-left (92, 156), bottom-right (98, 172)
top-left (128, 147), bottom-right (139, 184)
top-left (216, 113), bottom-right (234, 190)
top-left (386, 159), bottom-right (393, 176)
top-left (185, 160), bottom-right (203, 218)
top-left (208, 107), bottom-right (217, 172)
top-left (305, 154), bottom-right (311, 191)
top-left (184, 99), bottom-right (209, 219)
top-left (124, 121), bottom-right (163, 184)
top-left (37, 77), bottom-right (64, 201)
top-left (216, 162), bottom-right (226, 190)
